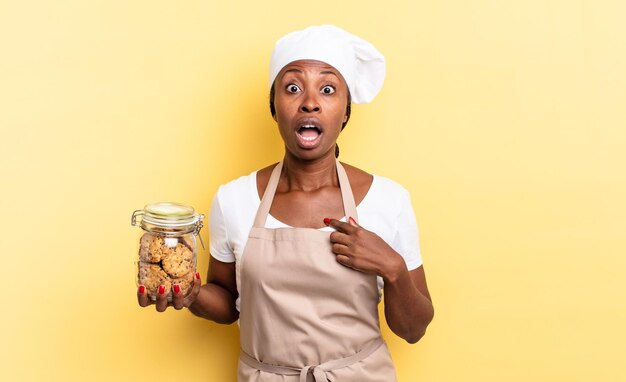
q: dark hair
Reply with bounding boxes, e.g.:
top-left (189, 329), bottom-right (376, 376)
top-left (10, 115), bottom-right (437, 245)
top-left (269, 83), bottom-right (352, 158)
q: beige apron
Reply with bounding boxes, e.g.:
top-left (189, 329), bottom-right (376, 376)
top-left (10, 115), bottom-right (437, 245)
top-left (237, 160), bottom-right (397, 382)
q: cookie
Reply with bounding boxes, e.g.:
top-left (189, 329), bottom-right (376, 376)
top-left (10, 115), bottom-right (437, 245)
top-left (138, 261), bottom-right (171, 296)
top-left (139, 233), bottom-right (167, 263)
top-left (162, 242), bottom-right (194, 278)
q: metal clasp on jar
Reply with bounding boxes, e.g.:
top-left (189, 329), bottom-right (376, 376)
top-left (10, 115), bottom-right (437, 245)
top-left (194, 214), bottom-right (206, 250)
top-left (131, 210), bottom-right (144, 226)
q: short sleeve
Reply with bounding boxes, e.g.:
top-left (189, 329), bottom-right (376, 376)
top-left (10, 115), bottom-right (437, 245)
top-left (391, 188), bottom-right (423, 271)
top-left (209, 188), bottom-right (236, 263)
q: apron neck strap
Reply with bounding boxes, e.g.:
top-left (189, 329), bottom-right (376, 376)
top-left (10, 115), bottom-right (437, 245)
top-left (253, 159), bottom-right (359, 228)
top-left (336, 160), bottom-right (359, 223)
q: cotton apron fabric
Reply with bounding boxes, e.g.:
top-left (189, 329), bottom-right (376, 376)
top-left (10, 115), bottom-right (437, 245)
top-left (237, 160), bottom-right (397, 382)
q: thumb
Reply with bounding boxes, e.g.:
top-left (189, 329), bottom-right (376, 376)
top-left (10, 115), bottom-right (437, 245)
top-left (348, 216), bottom-right (359, 227)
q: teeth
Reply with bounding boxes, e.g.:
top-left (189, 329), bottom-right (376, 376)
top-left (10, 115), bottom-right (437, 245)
top-left (297, 124), bottom-right (321, 143)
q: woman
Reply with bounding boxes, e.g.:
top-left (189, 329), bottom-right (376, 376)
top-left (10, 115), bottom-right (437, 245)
top-left (138, 25), bottom-right (434, 381)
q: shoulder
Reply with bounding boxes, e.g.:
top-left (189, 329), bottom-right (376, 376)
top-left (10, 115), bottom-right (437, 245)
top-left (341, 162), bottom-right (410, 199)
top-left (340, 162), bottom-right (373, 186)
top-left (212, 170), bottom-right (261, 240)
top-left (371, 174), bottom-right (410, 197)
top-left (255, 162), bottom-right (280, 199)
top-left (215, 170), bottom-right (259, 207)
top-left (339, 162), bottom-right (374, 205)
top-left (359, 171), bottom-right (413, 214)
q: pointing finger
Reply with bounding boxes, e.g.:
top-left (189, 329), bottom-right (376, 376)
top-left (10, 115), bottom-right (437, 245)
top-left (326, 218), bottom-right (357, 234)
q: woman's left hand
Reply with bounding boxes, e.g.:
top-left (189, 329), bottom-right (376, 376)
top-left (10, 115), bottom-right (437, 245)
top-left (327, 217), bottom-right (404, 280)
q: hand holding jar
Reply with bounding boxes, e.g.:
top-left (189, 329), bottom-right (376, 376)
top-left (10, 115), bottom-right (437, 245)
top-left (137, 267), bottom-right (202, 312)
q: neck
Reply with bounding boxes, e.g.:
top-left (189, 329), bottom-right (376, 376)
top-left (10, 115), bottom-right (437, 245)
top-left (281, 150), bottom-right (338, 192)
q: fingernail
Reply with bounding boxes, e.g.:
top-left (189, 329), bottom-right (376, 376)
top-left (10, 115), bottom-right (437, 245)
top-left (173, 284), bottom-right (181, 294)
top-left (349, 217), bottom-right (357, 225)
top-left (138, 285), bottom-right (145, 294)
top-left (323, 218), bottom-right (331, 225)
top-left (158, 285), bottom-right (166, 295)
top-left (195, 272), bottom-right (201, 280)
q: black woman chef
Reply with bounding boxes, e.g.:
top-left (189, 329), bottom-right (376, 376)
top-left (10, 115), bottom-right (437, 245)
top-left (138, 25), bottom-right (435, 382)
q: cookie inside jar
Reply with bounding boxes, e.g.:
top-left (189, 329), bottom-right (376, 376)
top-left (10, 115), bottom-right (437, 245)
top-left (138, 233), bottom-right (196, 300)
top-left (132, 202), bottom-right (204, 302)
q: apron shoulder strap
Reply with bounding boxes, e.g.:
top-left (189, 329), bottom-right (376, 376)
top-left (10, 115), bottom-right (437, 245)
top-left (253, 161), bottom-right (283, 228)
top-left (336, 161), bottom-right (359, 223)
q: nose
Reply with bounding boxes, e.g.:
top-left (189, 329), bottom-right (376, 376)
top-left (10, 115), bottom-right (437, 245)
top-left (300, 92), bottom-right (320, 113)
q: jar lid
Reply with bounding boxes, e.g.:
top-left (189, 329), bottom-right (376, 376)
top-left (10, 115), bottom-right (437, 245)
top-left (132, 202), bottom-right (203, 228)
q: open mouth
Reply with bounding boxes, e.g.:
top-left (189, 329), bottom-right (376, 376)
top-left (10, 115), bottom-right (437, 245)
top-left (296, 124), bottom-right (322, 142)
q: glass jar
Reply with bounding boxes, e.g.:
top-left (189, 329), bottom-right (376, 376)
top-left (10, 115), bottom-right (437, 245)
top-left (131, 202), bottom-right (204, 301)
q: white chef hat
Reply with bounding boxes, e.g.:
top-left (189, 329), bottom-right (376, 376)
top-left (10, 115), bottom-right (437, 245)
top-left (269, 25), bottom-right (386, 104)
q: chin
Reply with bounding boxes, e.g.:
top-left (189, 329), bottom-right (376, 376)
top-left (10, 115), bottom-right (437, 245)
top-left (285, 146), bottom-right (334, 162)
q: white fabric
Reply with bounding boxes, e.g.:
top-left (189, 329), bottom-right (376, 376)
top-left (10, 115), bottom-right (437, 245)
top-left (269, 25), bottom-right (386, 104)
top-left (209, 170), bottom-right (422, 312)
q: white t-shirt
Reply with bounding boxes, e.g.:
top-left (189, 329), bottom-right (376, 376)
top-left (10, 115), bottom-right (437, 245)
top-left (209, 170), bottom-right (423, 312)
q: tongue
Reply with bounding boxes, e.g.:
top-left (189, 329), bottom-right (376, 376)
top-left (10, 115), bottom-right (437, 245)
top-left (300, 129), bottom-right (319, 139)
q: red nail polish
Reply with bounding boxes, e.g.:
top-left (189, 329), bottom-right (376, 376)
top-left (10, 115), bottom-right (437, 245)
top-left (138, 285), bottom-right (145, 294)
top-left (195, 272), bottom-right (201, 280)
top-left (158, 285), bottom-right (166, 295)
top-left (173, 284), bottom-right (181, 294)
top-left (349, 217), bottom-right (357, 225)
top-left (323, 218), bottom-right (331, 225)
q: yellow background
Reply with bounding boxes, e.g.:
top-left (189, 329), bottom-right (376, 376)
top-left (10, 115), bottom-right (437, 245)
top-left (1, 0), bottom-right (625, 381)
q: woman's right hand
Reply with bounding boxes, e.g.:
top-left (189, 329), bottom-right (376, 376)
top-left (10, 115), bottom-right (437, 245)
top-left (137, 272), bottom-right (202, 312)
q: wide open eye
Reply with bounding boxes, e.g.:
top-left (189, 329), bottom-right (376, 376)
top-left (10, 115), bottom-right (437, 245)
top-left (321, 85), bottom-right (335, 95)
top-left (286, 84), bottom-right (301, 93)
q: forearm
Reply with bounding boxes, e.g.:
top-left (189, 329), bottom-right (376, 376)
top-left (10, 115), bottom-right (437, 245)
top-left (382, 262), bottom-right (434, 344)
top-left (188, 282), bottom-right (239, 324)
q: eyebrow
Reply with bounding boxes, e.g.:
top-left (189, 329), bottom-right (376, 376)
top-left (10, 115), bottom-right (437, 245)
top-left (283, 68), bottom-right (303, 74)
top-left (282, 69), bottom-right (339, 77)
